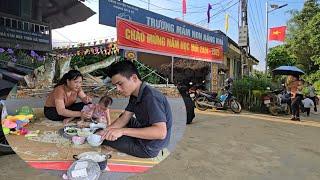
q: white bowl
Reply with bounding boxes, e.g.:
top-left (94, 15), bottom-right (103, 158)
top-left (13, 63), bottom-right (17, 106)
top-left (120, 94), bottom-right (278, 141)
top-left (87, 134), bottom-right (103, 147)
top-left (77, 128), bottom-right (92, 137)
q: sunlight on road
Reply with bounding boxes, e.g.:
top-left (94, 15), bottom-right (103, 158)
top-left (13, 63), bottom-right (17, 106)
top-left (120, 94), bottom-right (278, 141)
top-left (195, 109), bottom-right (320, 128)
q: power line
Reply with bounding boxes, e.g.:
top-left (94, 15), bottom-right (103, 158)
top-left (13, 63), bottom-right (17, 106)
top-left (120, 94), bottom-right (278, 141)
top-left (247, 2), bottom-right (265, 57)
top-left (249, 0), bottom-right (265, 41)
top-left (136, 0), bottom-right (228, 14)
top-left (136, 0), bottom-right (211, 13)
top-left (269, 0), bottom-right (304, 4)
top-left (194, 0), bottom-right (240, 25)
top-left (161, 0), bottom-right (229, 9)
top-left (253, 0), bottom-right (266, 37)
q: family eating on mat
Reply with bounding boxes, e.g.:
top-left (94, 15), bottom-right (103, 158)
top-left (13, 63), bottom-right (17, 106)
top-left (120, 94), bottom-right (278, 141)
top-left (44, 60), bottom-right (172, 158)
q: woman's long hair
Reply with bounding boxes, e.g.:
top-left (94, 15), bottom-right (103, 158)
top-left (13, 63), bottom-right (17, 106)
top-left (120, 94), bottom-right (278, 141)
top-left (54, 70), bottom-right (83, 88)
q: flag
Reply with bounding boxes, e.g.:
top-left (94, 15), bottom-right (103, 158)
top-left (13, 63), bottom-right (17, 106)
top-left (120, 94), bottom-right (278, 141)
top-left (269, 26), bottom-right (286, 42)
top-left (225, 13), bottom-right (229, 33)
top-left (182, 0), bottom-right (187, 15)
top-left (207, 3), bottom-right (212, 23)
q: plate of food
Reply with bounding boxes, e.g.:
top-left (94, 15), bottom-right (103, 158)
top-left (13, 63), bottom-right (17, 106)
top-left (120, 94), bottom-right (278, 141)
top-left (64, 126), bottom-right (79, 136)
top-left (59, 125), bottom-right (79, 139)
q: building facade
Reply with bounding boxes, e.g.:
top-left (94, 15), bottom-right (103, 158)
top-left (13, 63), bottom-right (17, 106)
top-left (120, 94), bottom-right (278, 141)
top-left (0, 0), bottom-right (52, 52)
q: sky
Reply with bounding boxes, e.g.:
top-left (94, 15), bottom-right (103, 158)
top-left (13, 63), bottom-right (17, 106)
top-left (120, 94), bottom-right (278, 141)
top-left (52, 0), bottom-right (305, 71)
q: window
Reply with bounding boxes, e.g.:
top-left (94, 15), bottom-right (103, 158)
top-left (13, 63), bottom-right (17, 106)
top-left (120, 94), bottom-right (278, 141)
top-left (30, 23), bottom-right (35, 32)
top-left (12, 19), bottom-right (17, 29)
top-left (44, 27), bottom-right (49, 35)
top-left (39, 26), bottom-right (45, 34)
top-left (5, 18), bottom-right (11, 27)
top-left (35, 24), bottom-right (40, 33)
top-left (23, 22), bottom-right (29, 31)
top-left (0, 17), bottom-right (4, 26)
top-left (17, 20), bottom-right (22, 29)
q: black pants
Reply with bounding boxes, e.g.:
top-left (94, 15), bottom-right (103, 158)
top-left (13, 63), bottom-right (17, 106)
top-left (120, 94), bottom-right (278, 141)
top-left (44, 102), bottom-right (86, 121)
top-left (291, 94), bottom-right (303, 118)
top-left (102, 117), bottom-right (157, 158)
top-left (305, 108), bottom-right (311, 116)
top-left (309, 96), bottom-right (317, 112)
top-left (287, 98), bottom-right (292, 114)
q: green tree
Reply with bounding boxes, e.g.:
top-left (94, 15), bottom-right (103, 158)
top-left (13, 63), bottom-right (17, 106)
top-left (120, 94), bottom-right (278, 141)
top-left (286, 0), bottom-right (320, 74)
top-left (267, 45), bottom-right (296, 71)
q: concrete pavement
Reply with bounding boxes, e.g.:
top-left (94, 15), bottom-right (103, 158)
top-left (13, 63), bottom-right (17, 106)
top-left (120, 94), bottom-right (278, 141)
top-left (129, 109), bottom-right (320, 180)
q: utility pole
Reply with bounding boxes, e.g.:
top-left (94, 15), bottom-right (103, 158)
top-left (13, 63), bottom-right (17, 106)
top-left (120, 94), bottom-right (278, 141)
top-left (265, 1), bottom-right (269, 74)
top-left (265, 2), bottom-right (288, 74)
top-left (148, 0), bottom-right (150, 10)
top-left (238, 0), bottom-right (249, 77)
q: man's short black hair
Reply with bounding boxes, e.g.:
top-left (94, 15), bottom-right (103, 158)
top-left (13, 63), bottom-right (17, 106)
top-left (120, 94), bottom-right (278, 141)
top-left (106, 60), bottom-right (141, 79)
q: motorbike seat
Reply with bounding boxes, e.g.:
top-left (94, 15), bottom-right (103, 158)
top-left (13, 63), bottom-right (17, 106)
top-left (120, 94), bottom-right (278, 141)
top-left (204, 91), bottom-right (217, 98)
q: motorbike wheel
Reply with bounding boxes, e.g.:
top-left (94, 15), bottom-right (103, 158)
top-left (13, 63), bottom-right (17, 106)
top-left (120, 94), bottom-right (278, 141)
top-left (195, 97), bottom-right (209, 111)
top-left (269, 105), bottom-right (278, 116)
top-left (0, 133), bottom-right (14, 155)
top-left (230, 100), bottom-right (242, 113)
top-left (215, 102), bottom-right (223, 110)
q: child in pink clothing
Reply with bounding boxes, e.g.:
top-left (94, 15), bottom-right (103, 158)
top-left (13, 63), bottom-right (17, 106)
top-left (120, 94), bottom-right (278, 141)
top-left (77, 95), bottom-right (113, 128)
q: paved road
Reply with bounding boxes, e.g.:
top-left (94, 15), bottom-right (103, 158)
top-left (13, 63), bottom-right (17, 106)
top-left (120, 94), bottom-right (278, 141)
top-left (129, 109), bottom-right (320, 180)
top-left (1, 106), bottom-right (320, 179)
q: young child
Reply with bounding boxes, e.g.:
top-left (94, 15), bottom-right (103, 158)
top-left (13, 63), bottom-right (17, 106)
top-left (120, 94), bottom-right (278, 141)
top-left (302, 96), bottom-right (314, 117)
top-left (77, 95), bottom-right (113, 128)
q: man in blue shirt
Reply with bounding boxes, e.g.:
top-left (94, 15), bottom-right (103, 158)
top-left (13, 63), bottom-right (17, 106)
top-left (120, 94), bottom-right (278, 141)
top-left (99, 60), bottom-right (172, 158)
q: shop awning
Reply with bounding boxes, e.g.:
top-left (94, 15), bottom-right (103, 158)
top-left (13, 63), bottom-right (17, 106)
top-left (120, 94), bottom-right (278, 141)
top-left (42, 0), bottom-right (95, 29)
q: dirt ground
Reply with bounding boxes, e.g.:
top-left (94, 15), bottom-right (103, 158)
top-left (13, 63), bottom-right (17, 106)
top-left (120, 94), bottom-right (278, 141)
top-left (1, 110), bottom-right (320, 180)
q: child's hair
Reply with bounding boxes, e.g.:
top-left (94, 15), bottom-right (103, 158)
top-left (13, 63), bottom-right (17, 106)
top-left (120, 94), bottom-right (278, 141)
top-left (99, 95), bottom-right (113, 107)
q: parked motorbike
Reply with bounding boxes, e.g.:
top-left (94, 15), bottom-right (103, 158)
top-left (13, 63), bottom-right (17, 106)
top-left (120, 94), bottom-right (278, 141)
top-left (188, 82), bottom-right (242, 113)
top-left (262, 87), bottom-right (291, 116)
top-left (0, 100), bottom-right (14, 154)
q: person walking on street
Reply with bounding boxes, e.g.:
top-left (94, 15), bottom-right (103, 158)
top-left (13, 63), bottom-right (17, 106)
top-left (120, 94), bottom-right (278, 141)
top-left (287, 75), bottom-right (304, 121)
top-left (307, 82), bottom-right (317, 112)
top-left (302, 96), bottom-right (314, 117)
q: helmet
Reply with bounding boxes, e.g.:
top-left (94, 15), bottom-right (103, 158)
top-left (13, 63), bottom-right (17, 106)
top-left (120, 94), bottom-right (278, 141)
top-left (225, 78), bottom-right (233, 84)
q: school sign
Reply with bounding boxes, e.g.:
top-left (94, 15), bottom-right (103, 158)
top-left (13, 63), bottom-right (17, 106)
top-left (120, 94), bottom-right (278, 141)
top-left (99, 0), bottom-right (228, 52)
top-left (117, 18), bottom-right (223, 62)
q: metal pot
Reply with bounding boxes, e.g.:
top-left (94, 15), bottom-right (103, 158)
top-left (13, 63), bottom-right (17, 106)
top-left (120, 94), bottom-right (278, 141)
top-left (73, 151), bottom-right (112, 170)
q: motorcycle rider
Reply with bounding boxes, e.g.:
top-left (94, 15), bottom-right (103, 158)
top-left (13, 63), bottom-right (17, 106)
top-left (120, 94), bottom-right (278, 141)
top-left (224, 78), bottom-right (233, 92)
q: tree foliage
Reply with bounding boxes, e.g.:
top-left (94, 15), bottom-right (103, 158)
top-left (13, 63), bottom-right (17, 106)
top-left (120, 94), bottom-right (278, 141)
top-left (267, 45), bottom-right (296, 71)
top-left (286, 0), bottom-right (320, 74)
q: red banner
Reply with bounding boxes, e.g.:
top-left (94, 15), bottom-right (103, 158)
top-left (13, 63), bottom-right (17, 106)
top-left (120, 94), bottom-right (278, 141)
top-left (117, 18), bottom-right (223, 63)
top-left (182, 0), bottom-right (187, 15)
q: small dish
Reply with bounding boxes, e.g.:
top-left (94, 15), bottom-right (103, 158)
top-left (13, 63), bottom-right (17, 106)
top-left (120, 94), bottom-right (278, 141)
top-left (72, 136), bottom-right (86, 145)
top-left (77, 128), bottom-right (93, 137)
top-left (87, 134), bottom-right (103, 147)
top-left (64, 126), bottom-right (78, 136)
